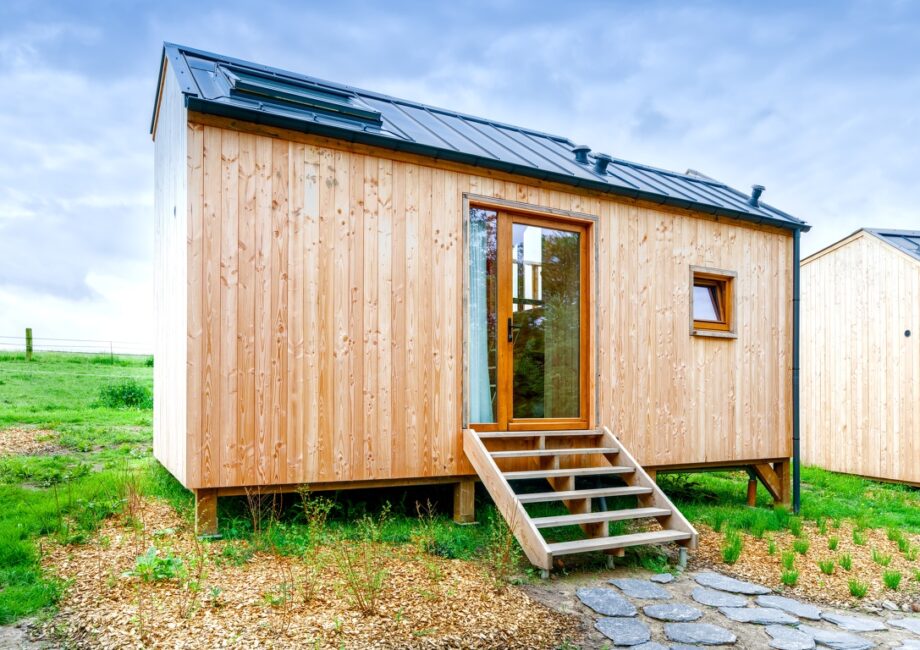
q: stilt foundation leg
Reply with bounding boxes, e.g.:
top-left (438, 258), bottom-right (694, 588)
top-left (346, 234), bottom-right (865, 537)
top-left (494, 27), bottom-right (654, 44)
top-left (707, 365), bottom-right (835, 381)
top-left (540, 569), bottom-right (550, 580)
top-left (747, 478), bottom-right (758, 507)
top-left (678, 547), bottom-right (688, 569)
top-left (195, 488), bottom-right (218, 537)
top-left (453, 479), bottom-right (475, 524)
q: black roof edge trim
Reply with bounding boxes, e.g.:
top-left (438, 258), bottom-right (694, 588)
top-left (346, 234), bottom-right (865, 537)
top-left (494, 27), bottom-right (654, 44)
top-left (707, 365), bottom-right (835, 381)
top-left (186, 97), bottom-right (811, 234)
top-left (151, 44), bottom-right (200, 136)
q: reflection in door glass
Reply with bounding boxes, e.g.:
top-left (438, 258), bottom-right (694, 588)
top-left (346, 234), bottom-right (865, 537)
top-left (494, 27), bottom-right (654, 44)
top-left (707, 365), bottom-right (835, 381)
top-left (511, 224), bottom-right (580, 419)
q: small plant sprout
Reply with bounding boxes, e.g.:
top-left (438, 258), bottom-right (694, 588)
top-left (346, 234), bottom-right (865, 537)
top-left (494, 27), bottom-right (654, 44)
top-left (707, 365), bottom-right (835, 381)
top-left (817, 518), bottom-right (828, 536)
top-left (848, 579), bottom-right (869, 598)
top-left (827, 536), bottom-right (839, 551)
top-left (818, 559), bottom-right (835, 575)
top-left (788, 517), bottom-right (803, 537)
top-left (793, 538), bottom-right (810, 555)
top-left (914, 569), bottom-right (920, 583)
top-left (781, 551), bottom-right (796, 571)
top-left (883, 570), bottom-right (902, 590)
top-left (907, 546), bottom-right (920, 562)
top-left (839, 553), bottom-right (853, 571)
top-left (781, 569), bottom-right (799, 587)
top-left (767, 537), bottom-right (777, 555)
top-left (871, 549), bottom-right (892, 567)
top-left (897, 537), bottom-right (911, 554)
top-left (852, 530), bottom-right (867, 546)
top-left (721, 530), bottom-right (743, 565)
top-left (887, 527), bottom-right (903, 543)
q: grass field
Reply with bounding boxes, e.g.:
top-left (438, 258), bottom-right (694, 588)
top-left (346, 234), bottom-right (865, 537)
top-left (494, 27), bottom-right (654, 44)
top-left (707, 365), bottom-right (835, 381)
top-left (2, 351), bottom-right (920, 627)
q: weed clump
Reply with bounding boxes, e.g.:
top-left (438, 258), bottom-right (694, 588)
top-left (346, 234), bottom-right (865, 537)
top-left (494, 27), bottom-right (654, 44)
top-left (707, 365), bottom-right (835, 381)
top-left (839, 553), bottom-right (853, 571)
top-left (848, 579), bottom-right (868, 598)
top-left (781, 569), bottom-right (799, 586)
top-left (793, 538), bottom-right (810, 555)
top-left (883, 570), bottom-right (902, 591)
top-left (871, 548), bottom-right (892, 567)
top-left (96, 379), bottom-right (152, 409)
top-left (827, 536), bottom-right (839, 551)
top-left (818, 559), bottom-right (835, 575)
top-left (721, 530), bottom-right (743, 565)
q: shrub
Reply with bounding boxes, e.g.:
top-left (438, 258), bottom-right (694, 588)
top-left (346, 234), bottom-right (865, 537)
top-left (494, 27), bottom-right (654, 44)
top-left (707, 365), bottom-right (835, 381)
top-left (781, 551), bottom-right (796, 571)
top-left (871, 549), bottom-right (892, 567)
top-left (781, 569), bottom-right (799, 586)
top-left (839, 553), bottom-right (853, 571)
top-left (484, 510), bottom-right (523, 585)
top-left (848, 579), bottom-right (868, 598)
top-left (827, 536), bottom-right (839, 551)
top-left (128, 547), bottom-right (185, 582)
top-left (332, 540), bottom-right (387, 615)
top-left (818, 559), bottom-right (835, 575)
top-left (96, 380), bottom-right (152, 409)
top-left (793, 538), bottom-right (810, 555)
top-left (144, 356), bottom-right (154, 367)
top-left (852, 530), bottom-right (867, 546)
top-left (883, 570), bottom-right (902, 591)
top-left (721, 530), bottom-right (743, 565)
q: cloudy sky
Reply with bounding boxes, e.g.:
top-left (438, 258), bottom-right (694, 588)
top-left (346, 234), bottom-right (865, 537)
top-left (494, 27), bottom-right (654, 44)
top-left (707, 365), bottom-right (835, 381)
top-left (0, 0), bottom-right (918, 351)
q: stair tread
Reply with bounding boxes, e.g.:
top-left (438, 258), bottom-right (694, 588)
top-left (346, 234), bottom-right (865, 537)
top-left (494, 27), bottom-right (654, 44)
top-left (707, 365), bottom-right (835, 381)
top-left (504, 466), bottom-right (634, 480)
top-left (477, 430), bottom-right (601, 439)
top-left (532, 507), bottom-right (672, 528)
top-left (490, 447), bottom-right (617, 458)
top-left (517, 485), bottom-right (650, 503)
top-left (548, 530), bottom-right (692, 555)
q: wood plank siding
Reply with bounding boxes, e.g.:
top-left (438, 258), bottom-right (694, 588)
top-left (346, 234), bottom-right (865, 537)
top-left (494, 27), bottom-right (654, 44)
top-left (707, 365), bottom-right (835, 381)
top-left (152, 60), bottom-right (188, 485)
top-left (158, 115), bottom-right (794, 490)
top-left (802, 232), bottom-right (920, 484)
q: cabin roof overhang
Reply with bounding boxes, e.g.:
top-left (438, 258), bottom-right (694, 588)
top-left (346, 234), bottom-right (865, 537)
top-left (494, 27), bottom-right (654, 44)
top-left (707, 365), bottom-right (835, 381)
top-left (151, 43), bottom-right (810, 234)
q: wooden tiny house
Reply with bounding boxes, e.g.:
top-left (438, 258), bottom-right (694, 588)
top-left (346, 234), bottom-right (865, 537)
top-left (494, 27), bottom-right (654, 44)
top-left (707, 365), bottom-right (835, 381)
top-left (152, 44), bottom-right (809, 569)
top-left (802, 229), bottom-right (920, 485)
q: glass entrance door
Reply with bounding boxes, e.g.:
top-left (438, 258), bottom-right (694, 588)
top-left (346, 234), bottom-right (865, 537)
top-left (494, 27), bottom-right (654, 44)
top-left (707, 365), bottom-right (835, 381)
top-left (468, 208), bottom-right (588, 431)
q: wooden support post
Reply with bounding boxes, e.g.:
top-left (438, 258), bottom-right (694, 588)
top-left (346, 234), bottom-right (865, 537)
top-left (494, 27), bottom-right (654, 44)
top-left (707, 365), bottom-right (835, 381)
top-left (746, 477), bottom-right (758, 507)
top-left (25, 328), bottom-right (32, 361)
top-left (453, 479), bottom-right (475, 524)
top-left (646, 469), bottom-right (657, 483)
top-left (773, 460), bottom-right (791, 506)
top-left (195, 488), bottom-right (218, 536)
top-left (751, 462), bottom-right (791, 506)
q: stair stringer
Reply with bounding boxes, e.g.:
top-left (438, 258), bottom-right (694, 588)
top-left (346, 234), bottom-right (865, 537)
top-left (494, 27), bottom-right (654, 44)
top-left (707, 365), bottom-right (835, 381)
top-left (462, 428), bottom-right (553, 570)
top-left (600, 426), bottom-right (699, 549)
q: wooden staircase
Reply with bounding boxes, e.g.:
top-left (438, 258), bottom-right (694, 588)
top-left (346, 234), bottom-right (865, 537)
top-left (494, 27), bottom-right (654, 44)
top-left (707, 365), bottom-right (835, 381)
top-left (463, 425), bottom-right (698, 574)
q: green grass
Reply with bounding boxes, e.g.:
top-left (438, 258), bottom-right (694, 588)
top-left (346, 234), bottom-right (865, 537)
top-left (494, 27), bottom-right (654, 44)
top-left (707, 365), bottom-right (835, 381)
top-left (883, 570), bottom-right (902, 591)
top-left (848, 579), bottom-right (869, 598)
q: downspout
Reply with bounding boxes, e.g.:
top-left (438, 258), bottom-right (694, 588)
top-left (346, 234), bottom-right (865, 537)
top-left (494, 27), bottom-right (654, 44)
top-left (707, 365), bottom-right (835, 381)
top-left (792, 229), bottom-right (801, 514)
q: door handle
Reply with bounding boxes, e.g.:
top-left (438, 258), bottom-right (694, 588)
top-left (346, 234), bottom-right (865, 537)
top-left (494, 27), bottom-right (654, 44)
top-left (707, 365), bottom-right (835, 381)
top-left (507, 317), bottom-right (521, 343)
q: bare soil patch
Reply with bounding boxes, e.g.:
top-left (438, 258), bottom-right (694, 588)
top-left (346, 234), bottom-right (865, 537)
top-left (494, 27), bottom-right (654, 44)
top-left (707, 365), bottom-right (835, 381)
top-left (0, 427), bottom-right (60, 457)
top-left (694, 522), bottom-right (920, 610)
top-left (41, 500), bottom-right (579, 649)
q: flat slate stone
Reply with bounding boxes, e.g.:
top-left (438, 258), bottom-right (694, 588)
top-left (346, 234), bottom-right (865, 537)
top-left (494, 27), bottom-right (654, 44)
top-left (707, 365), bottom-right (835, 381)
top-left (821, 612), bottom-right (886, 632)
top-left (664, 622), bottom-right (738, 646)
top-left (720, 606), bottom-right (799, 625)
top-left (650, 573), bottom-right (675, 584)
top-left (643, 603), bottom-right (703, 622)
top-left (609, 577), bottom-right (672, 600)
top-left (694, 571), bottom-right (771, 595)
top-left (691, 586), bottom-right (748, 608)
top-left (797, 625), bottom-right (875, 650)
top-left (595, 617), bottom-right (651, 646)
top-left (629, 642), bottom-right (668, 650)
top-left (577, 588), bottom-right (638, 617)
top-left (889, 618), bottom-right (920, 635)
top-left (757, 594), bottom-right (823, 620)
top-left (766, 624), bottom-right (816, 650)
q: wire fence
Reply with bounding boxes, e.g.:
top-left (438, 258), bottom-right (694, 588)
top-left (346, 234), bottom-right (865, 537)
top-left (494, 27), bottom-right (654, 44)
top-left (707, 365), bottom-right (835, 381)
top-left (0, 333), bottom-right (152, 358)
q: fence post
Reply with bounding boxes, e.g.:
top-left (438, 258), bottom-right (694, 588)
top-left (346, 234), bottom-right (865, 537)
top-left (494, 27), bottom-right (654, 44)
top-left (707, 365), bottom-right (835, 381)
top-left (25, 328), bottom-right (33, 361)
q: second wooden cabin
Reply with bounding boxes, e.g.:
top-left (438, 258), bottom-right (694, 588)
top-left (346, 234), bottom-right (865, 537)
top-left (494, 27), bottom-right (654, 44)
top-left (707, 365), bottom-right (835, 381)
top-left (151, 44), bottom-right (809, 571)
top-left (802, 229), bottom-right (920, 485)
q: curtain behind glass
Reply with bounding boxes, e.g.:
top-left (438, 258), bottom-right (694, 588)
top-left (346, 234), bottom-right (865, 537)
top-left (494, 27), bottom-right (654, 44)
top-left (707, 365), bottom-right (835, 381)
top-left (469, 211), bottom-right (494, 423)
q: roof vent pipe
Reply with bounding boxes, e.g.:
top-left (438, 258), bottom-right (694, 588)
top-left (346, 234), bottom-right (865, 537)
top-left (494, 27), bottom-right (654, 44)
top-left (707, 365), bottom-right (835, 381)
top-left (593, 153), bottom-right (613, 175)
top-left (572, 145), bottom-right (591, 164)
top-left (749, 184), bottom-right (765, 207)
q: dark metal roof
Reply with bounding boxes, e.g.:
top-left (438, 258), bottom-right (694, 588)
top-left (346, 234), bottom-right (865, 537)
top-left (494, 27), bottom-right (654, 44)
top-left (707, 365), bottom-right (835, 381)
top-left (864, 228), bottom-right (920, 262)
top-left (154, 43), bottom-right (809, 233)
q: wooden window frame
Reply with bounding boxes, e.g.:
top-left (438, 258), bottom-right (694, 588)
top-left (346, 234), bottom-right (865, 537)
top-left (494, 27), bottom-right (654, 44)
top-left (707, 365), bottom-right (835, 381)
top-left (690, 266), bottom-right (737, 339)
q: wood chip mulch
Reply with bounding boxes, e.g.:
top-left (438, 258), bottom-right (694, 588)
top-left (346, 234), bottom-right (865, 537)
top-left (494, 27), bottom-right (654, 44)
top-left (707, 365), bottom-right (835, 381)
top-left (42, 500), bottom-right (580, 649)
top-left (0, 427), bottom-right (60, 456)
top-left (695, 521), bottom-right (920, 610)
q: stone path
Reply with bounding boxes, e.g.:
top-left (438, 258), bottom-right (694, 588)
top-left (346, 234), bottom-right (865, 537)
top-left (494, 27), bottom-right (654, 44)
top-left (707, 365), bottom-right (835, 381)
top-left (548, 569), bottom-right (920, 648)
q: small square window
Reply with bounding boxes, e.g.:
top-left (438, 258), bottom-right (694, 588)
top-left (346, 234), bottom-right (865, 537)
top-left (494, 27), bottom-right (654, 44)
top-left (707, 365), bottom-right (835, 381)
top-left (690, 267), bottom-right (735, 336)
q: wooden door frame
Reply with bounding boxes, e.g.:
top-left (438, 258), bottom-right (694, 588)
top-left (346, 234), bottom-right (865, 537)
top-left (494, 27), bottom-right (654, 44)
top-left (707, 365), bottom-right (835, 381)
top-left (462, 193), bottom-right (597, 432)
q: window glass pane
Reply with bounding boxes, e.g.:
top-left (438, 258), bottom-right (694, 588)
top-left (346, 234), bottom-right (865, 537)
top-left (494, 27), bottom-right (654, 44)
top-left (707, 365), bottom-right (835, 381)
top-left (693, 284), bottom-right (720, 322)
top-left (468, 208), bottom-right (498, 423)
top-left (511, 223), bottom-right (580, 419)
